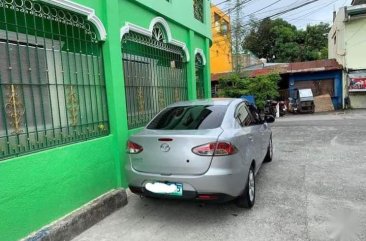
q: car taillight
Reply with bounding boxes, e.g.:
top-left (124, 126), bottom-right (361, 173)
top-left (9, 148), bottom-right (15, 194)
top-left (127, 141), bottom-right (143, 154)
top-left (192, 142), bottom-right (237, 156)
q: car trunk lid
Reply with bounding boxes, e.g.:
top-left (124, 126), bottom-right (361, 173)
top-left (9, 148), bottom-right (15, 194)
top-left (129, 128), bottom-right (223, 175)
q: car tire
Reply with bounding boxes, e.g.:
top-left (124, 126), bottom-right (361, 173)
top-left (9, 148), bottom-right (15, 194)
top-left (264, 136), bottom-right (273, 163)
top-left (236, 166), bottom-right (255, 209)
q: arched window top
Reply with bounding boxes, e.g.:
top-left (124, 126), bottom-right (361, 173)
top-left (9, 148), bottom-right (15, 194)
top-left (0, 0), bottom-right (101, 41)
top-left (194, 48), bottom-right (207, 66)
top-left (195, 54), bottom-right (204, 67)
top-left (121, 17), bottom-right (190, 62)
top-left (152, 24), bottom-right (167, 43)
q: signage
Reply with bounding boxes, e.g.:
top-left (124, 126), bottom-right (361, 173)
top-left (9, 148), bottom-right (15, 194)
top-left (349, 72), bottom-right (366, 92)
top-left (350, 78), bottom-right (366, 91)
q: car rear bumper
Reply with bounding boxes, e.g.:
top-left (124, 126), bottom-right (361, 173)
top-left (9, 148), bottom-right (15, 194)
top-left (125, 162), bottom-right (247, 198)
top-left (129, 185), bottom-right (235, 203)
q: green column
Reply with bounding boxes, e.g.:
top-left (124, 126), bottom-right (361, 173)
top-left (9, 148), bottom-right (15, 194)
top-left (187, 30), bottom-right (197, 100)
top-left (102, 0), bottom-right (128, 187)
top-left (204, 38), bottom-right (212, 98)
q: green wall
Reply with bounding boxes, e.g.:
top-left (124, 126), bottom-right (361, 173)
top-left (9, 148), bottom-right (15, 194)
top-left (0, 137), bottom-right (117, 241)
top-left (0, 0), bottom-right (212, 240)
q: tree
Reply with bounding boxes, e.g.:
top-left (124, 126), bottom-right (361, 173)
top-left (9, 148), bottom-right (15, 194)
top-left (218, 73), bottom-right (280, 109)
top-left (243, 18), bottom-right (330, 63)
top-left (303, 23), bottom-right (330, 60)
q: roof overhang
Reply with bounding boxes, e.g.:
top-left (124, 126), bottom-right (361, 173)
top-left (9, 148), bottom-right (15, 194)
top-left (345, 4), bottom-right (366, 21)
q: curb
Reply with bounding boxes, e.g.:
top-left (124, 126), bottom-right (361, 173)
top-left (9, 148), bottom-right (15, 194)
top-left (21, 189), bottom-right (128, 241)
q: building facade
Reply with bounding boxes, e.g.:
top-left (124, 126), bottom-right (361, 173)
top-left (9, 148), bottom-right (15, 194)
top-left (0, 0), bottom-right (212, 240)
top-left (210, 4), bottom-right (232, 75)
top-left (329, 4), bottom-right (366, 108)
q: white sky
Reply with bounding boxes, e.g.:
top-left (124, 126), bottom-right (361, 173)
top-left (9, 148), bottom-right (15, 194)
top-left (211, 0), bottom-right (352, 29)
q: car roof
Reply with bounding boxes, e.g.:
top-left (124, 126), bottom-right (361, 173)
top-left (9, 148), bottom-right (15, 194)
top-left (168, 98), bottom-right (238, 107)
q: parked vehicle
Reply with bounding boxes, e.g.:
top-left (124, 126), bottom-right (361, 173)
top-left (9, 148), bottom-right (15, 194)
top-left (288, 97), bottom-right (298, 113)
top-left (264, 100), bottom-right (278, 117)
top-left (279, 101), bottom-right (287, 116)
top-left (125, 99), bottom-right (275, 208)
top-left (294, 89), bottom-right (315, 113)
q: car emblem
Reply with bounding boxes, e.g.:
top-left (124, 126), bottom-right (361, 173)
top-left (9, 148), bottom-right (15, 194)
top-left (160, 143), bottom-right (170, 152)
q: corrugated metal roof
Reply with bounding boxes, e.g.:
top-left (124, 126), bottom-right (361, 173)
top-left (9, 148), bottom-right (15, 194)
top-left (287, 59), bottom-right (342, 73)
top-left (211, 72), bottom-right (231, 81)
top-left (211, 59), bottom-right (343, 80)
top-left (249, 69), bottom-right (273, 77)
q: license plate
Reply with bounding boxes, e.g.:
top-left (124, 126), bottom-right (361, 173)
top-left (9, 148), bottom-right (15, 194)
top-left (145, 182), bottom-right (183, 196)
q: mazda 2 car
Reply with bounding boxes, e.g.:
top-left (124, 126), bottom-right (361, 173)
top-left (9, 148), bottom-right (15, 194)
top-left (125, 98), bottom-right (274, 208)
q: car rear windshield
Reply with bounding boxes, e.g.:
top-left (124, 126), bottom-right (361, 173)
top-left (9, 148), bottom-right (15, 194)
top-left (147, 105), bottom-right (228, 130)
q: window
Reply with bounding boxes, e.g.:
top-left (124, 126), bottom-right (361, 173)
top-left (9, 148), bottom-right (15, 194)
top-left (213, 13), bottom-right (229, 35)
top-left (0, 1), bottom-right (109, 160)
top-left (214, 13), bottom-right (221, 32)
top-left (147, 105), bottom-right (228, 130)
top-left (235, 104), bottom-right (253, 127)
top-left (195, 54), bottom-right (205, 99)
top-left (221, 20), bottom-right (229, 35)
top-left (193, 0), bottom-right (204, 22)
top-left (122, 24), bottom-right (188, 129)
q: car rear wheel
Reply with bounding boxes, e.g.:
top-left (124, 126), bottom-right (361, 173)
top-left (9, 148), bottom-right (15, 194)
top-left (264, 137), bottom-right (273, 163)
top-left (236, 166), bottom-right (255, 208)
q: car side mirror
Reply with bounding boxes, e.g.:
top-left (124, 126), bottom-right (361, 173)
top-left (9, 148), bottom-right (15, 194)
top-left (265, 115), bottom-right (275, 123)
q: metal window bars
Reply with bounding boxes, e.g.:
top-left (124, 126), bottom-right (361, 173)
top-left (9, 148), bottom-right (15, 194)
top-left (121, 28), bottom-right (188, 129)
top-left (0, 0), bottom-right (109, 160)
top-left (195, 54), bottom-right (205, 99)
top-left (193, 0), bottom-right (204, 22)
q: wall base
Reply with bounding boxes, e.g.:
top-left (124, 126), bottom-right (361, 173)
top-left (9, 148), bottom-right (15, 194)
top-left (21, 189), bottom-right (128, 241)
top-left (350, 92), bottom-right (366, 109)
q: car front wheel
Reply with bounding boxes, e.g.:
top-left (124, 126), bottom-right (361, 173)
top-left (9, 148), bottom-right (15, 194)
top-left (236, 166), bottom-right (255, 208)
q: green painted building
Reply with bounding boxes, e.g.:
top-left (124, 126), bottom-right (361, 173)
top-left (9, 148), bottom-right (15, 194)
top-left (0, 0), bottom-right (212, 240)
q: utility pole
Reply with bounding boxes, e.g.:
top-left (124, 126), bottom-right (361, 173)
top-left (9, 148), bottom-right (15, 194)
top-left (233, 0), bottom-right (242, 73)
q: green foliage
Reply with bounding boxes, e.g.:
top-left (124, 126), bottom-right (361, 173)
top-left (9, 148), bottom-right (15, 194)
top-left (243, 18), bottom-right (330, 63)
top-left (218, 73), bottom-right (280, 109)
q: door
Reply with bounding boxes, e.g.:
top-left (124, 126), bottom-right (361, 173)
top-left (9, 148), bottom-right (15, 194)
top-left (294, 79), bottom-right (334, 97)
top-left (247, 104), bottom-right (270, 164)
top-left (235, 103), bottom-right (262, 170)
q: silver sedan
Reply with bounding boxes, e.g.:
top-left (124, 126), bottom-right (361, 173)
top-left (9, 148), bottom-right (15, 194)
top-left (125, 98), bottom-right (274, 208)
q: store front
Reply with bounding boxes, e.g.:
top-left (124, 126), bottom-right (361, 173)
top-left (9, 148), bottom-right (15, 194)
top-left (348, 70), bottom-right (366, 109)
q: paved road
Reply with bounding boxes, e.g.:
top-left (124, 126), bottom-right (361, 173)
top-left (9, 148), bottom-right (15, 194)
top-left (73, 110), bottom-right (366, 241)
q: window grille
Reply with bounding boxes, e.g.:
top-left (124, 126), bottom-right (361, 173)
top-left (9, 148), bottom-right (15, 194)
top-left (193, 0), bottom-right (204, 22)
top-left (121, 25), bottom-right (188, 129)
top-left (195, 54), bottom-right (204, 99)
top-left (0, 0), bottom-right (109, 160)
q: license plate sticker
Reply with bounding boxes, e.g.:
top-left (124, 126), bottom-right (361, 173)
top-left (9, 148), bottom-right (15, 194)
top-left (145, 182), bottom-right (183, 196)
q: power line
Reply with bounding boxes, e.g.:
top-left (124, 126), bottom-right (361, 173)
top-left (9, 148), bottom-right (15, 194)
top-left (212, 0), bottom-right (325, 45)
top-left (211, 0), bottom-right (249, 29)
top-left (288, 0), bottom-right (338, 23)
top-left (244, 0), bottom-right (306, 18)
top-left (266, 0), bottom-right (321, 19)
top-left (221, 0), bottom-right (254, 15)
top-left (245, 0), bottom-right (283, 18)
top-left (213, 0), bottom-right (230, 7)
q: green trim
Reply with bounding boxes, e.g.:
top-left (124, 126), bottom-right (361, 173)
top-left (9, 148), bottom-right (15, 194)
top-left (204, 38), bottom-right (212, 98)
top-left (187, 30), bottom-right (197, 100)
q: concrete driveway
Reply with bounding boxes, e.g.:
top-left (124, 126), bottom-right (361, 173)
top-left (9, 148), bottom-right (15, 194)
top-left (73, 110), bottom-right (366, 241)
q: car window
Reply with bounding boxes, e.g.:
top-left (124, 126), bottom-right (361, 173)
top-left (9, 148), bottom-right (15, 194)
top-left (147, 105), bottom-right (228, 130)
top-left (235, 104), bottom-right (254, 127)
top-left (247, 104), bottom-right (262, 125)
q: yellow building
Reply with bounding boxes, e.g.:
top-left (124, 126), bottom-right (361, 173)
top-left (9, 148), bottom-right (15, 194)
top-left (210, 5), bottom-right (232, 74)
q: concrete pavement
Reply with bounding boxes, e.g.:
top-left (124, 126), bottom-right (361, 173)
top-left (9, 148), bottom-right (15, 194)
top-left (73, 110), bottom-right (366, 241)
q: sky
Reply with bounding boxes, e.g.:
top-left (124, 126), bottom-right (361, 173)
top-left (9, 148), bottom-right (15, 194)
top-left (211, 0), bottom-right (353, 29)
